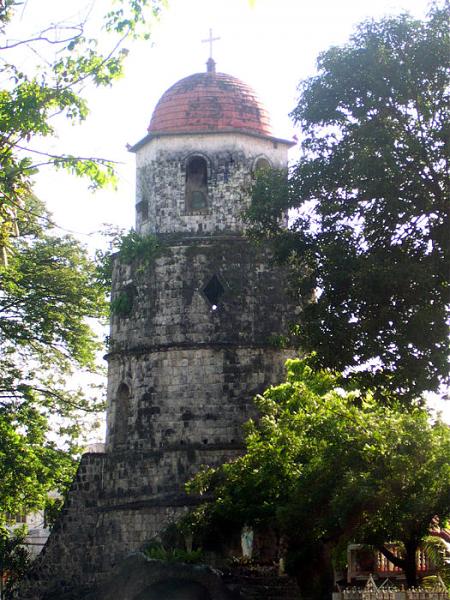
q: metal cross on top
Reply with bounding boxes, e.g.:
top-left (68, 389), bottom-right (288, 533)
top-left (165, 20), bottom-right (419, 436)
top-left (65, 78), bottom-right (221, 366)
top-left (202, 28), bottom-right (221, 59)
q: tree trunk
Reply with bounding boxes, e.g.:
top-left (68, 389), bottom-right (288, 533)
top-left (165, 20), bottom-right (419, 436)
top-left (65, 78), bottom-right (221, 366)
top-left (403, 540), bottom-right (419, 588)
top-left (377, 542), bottom-right (418, 588)
top-left (295, 541), bottom-right (334, 600)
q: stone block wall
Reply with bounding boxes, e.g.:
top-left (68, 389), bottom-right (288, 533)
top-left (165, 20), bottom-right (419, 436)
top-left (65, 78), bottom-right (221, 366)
top-left (106, 235), bottom-right (297, 452)
top-left (16, 231), bottom-right (297, 599)
top-left (16, 447), bottom-right (245, 599)
top-left (16, 453), bottom-right (105, 599)
top-left (134, 132), bottom-right (289, 235)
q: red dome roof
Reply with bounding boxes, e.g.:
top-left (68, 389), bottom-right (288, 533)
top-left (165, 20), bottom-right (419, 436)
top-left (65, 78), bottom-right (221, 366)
top-left (148, 65), bottom-right (272, 137)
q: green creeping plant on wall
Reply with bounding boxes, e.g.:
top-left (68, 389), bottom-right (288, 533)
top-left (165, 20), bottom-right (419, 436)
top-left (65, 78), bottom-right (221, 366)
top-left (117, 231), bottom-right (160, 267)
top-left (111, 288), bottom-right (135, 317)
top-left (109, 233), bottom-right (162, 317)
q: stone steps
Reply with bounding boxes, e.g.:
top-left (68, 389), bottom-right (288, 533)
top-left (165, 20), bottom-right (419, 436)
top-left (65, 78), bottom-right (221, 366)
top-left (222, 566), bottom-right (301, 599)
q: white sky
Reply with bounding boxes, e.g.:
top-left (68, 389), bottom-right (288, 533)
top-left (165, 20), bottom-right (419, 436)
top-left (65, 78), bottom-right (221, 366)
top-left (6, 0), bottom-right (448, 427)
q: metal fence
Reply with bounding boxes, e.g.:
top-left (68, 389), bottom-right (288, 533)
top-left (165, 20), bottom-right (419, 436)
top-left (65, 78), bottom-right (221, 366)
top-left (338, 575), bottom-right (449, 600)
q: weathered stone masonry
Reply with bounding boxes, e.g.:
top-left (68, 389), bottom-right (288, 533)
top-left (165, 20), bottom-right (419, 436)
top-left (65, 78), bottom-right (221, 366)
top-left (135, 132), bottom-right (289, 235)
top-left (107, 236), bottom-right (294, 452)
top-left (16, 65), bottom-right (297, 599)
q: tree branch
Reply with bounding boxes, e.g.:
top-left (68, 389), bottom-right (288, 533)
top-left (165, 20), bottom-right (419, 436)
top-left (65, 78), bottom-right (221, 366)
top-left (377, 544), bottom-right (406, 570)
top-left (0, 25), bottom-right (83, 50)
top-left (14, 144), bottom-right (120, 164)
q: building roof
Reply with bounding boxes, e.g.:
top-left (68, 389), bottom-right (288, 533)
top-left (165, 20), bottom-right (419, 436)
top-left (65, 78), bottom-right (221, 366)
top-left (147, 59), bottom-right (273, 137)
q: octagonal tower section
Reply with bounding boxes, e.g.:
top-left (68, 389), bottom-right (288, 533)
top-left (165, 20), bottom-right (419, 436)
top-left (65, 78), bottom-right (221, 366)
top-left (105, 60), bottom-right (296, 498)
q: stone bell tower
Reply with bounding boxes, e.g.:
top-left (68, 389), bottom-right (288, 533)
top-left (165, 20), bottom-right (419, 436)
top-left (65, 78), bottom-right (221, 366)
top-left (17, 59), bottom-right (296, 600)
top-left (105, 57), bottom-right (295, 460)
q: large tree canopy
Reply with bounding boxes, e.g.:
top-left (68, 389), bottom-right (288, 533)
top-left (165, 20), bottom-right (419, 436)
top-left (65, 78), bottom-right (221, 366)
top-left (0, 0), bottom-right (164, 259)
top-left (0, 0), bottom-right (164, 520)
top-left (188, 358), bottom-right (450, 592)
top-left (247, 3), bottom-right (450, 403)
top-left (0, 196), bottom-right (108, 521)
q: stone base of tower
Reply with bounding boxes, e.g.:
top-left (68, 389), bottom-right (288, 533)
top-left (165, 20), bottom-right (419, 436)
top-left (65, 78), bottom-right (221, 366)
top-left (14, 445), bottom-right (249, 599)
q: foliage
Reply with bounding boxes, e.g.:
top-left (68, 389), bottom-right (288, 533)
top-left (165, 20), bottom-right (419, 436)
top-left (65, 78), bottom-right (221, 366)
top-left (105, 228), bottom-right (161, 316)
top-left (110, 289), bottom-right (134, 317)
top-left (0, 0), bottom-right (166, 526)
top-left (0, 196), bottom-right (107, 521)
top-left (96, 229), bottom-right (161, 290)
top-left (246, 3), bottom-right (450, 404)
top-left (143, 543), bottom-right (204, 565)
top-left (118, 230), bottom-right (160, 265)
top-left (0, 526), bottom-right (31, 600)
top-left (187, 357), bottom-right (450, 590)
top-left (142, 522), bottom-right (204, 565)
top-left (0, 0), bottom-right (165, 257)
top-left (421, 536), bottom-right (450, 589)
top-left (43, 497), bottom-right (65, 531)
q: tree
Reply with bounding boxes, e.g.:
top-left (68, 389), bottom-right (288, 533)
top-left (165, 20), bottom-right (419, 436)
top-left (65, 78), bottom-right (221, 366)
top-left (0, 526), bottom-right (31, 600)
top-left (188, 358), bottom-right (450, 594)
top-left (247, 3), bottom-right (450, 403)
top-left (0, 195), bottom-right (107, 520)
top-left (0, 0), bottom-right (165, 258)
top-left (0, 0), bottom-right (165, 522)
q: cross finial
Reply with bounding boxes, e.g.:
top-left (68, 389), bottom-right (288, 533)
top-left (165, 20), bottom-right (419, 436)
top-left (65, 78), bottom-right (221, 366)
top-left (202, 28), bottom-right (220, 60)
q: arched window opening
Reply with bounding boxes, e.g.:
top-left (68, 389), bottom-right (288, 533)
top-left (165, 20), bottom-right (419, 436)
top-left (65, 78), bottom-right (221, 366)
top-left (186, 156), bottom-right (208, 212)
top-left (136, 199), bottom-right (148, 222)
top-left (114, 383), bottom-right (130, 449)
top-left (253, 157), bottom-right (271, 176)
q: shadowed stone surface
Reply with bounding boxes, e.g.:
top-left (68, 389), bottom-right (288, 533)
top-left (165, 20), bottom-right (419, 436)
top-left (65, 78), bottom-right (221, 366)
top-left (87, 554), bottom-right (235, 600)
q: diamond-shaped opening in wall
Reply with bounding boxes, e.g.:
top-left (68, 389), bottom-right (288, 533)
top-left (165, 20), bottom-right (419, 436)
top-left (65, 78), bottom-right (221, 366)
top-left (202, 274), bottom-right (225, 308)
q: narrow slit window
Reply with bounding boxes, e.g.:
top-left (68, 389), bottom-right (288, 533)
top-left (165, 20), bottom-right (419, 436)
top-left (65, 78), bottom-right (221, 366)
top-left (136, 200), bottom-right (148, 221)
top-left (114, 383), bottom-right (130, 449)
